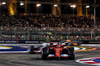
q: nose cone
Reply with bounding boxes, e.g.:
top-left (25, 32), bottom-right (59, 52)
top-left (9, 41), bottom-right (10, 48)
top-left (55, 48), bottom-right (61, 57)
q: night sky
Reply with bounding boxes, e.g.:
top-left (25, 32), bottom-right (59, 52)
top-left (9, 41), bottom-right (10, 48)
top-left (0, 0), bottom-right (100, 18)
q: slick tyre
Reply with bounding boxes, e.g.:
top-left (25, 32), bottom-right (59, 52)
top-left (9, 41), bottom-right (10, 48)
top-left (30, 46), bottom-right (34, 51)
top-left (68, 47), bottom-right (75, 60)
top-left (41, 54), bottom-right (47, 60)
top-left (69, 54), bottom-right (75, 60)
top-left (29, 46), bottom-right (35, 54)
top-left (68, 47), bottom-right (74, 54)
top-left (41, 48), bottom-right (48, 60)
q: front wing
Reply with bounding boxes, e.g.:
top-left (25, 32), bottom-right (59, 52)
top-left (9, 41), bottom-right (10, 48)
top-left (48, 54), bottom-right (69, 58)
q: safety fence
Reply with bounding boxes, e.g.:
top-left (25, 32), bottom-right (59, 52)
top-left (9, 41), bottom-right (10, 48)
top-left (0, 27), bottom-right (100, 40)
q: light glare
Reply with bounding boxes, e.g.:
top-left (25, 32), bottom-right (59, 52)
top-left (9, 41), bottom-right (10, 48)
top-left (70, 5), bottom-right (76, 8)
top-left (86, 6), bottom-right (90, 8)
top-left (2, 2), bottom-right (6, 5)
top-left (36, 4), bottom-right (41, 7)
top-left (20, 3), bottom-right (24, 6)
top-left (54, 4), bottom-right (57, 7)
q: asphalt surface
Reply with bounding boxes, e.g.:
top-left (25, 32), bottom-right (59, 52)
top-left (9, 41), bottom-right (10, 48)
top-left (0, 50), bottom-right (100, 66)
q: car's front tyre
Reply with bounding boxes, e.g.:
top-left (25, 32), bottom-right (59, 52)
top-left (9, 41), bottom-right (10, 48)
top-left (68, 47), bottom-right (75, 60)
top-left (41, 47), bottom-right (48, 60)
top-left (69, 54), bottom-right (75, 60)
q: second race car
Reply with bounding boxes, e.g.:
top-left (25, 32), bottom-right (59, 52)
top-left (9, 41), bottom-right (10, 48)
top-left (29, 40), bottom-right (80, 54)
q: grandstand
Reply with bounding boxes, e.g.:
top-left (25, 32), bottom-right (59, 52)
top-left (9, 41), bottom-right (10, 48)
top-left (0, 0), bottom-right (100, 41)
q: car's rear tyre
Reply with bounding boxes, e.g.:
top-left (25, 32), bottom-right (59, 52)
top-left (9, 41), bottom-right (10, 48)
top-left (29, 46), bottom-right (35, 54)
top-left (77, 40), bottom-right (81, 46)
top-left (30, 46), bottom-right (34, 51)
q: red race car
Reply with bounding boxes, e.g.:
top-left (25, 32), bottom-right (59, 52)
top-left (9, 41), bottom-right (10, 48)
top-left (41, 43), bottom-right (75, 60)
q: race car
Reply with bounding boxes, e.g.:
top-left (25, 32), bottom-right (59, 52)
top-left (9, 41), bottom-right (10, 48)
top-left (61, 40), bottom-right (81, 46)
top-left (29, 42), bottom-right (58, 54)
top-left (41, 42), bottom-right (75, 60)
top-left (29, 46), bottom-right (43, 54)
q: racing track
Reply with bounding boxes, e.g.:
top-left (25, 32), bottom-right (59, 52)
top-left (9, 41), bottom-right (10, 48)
top-left (0, 50), bottom-right (100, 66)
